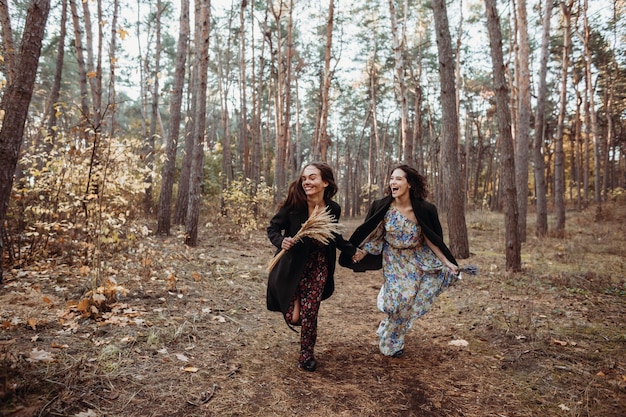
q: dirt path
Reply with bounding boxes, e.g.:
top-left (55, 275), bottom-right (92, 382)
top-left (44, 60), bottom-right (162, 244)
top-left (1, 210), bottom-right (625, 417)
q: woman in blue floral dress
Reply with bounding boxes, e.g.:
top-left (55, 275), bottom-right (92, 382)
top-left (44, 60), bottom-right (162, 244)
top-left (344, 164), bottom-right (459, 357)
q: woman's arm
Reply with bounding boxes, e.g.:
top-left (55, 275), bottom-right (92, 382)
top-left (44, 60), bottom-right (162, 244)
top-left (424, 235), bottom-right (459, 273)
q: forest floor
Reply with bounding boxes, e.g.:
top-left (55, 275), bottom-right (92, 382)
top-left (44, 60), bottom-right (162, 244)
top-left (0, 204), bottom-right (625, 417)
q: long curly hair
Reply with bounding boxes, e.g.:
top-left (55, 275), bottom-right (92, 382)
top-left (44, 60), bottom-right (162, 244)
top-left (385, 164), bottom-right (428, 200)
top-left (280, 162), bottom-right (338, 210)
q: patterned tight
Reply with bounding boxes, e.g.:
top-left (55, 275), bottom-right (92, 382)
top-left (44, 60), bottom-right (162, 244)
top-left (285, 245), bottom-right (328, 364)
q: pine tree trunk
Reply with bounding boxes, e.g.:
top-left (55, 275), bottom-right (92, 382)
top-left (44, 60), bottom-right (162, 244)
top-left (144, 0), bottom-right (162, 215)
top-left (0, 0), bottom-right (51, 283)
top-left (388, 0), bottom-right (411, 164)
top-left (431, 0), bottom-right (469, 259)
top-left (515, 0), bottom-right (531, 242)
top-left (484, 0), bottom-right (521, 271)
top-left (157, 0), bottom-right (189, 235)
top-left (0, 0), bottom-right (16, 83)
top-left (533, 0), bottom-right (551, 237)
top-left (317, 0), bottom-right (334, 162)
top-left (185, 0), bottom-right (210, 247)
top-left (554, 1), bottom-right (572, 235)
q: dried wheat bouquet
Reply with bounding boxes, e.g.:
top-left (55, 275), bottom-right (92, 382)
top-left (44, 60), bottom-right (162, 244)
top-left (267, 205), bottom-right (341, 272)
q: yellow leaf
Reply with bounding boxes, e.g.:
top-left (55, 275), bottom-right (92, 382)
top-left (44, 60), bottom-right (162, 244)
top-left (27, 318), bottom-right (37, 330)
top-left (87, 71), bottom-right (97, 78)
top-left (183, 367), bottom-right (199, 373)
top-left (117, 28), bottom-right (129, 40)
top-left (43, 295), bottom-right (53, 304)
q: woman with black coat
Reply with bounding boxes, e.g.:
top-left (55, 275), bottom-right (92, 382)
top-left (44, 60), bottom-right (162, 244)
top-left (342, 164), bottom-right (459, 358)
top-left (267, 162), bottom-right (355, 372)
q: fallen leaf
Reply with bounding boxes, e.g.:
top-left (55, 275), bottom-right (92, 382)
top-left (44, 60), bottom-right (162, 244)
top-left (212, 315), bottom-right (226, 323)
top-left (26, 347), bottom-right (55, 363)
top-left (448, 339), bottom-right (469, 347)
top-left (27, 318), bottom-right (37, 330)
top-left (176, 353), bottom-right (189, 362)
top-left (77, 298), bottom-right (90, 312)
top-left (183, 366), bottom-right (199, 373)
top-left (551, 339), bottom-right (568, 346)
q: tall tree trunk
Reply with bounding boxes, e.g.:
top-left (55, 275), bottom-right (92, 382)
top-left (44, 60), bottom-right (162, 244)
top-left (185, 0), bottom-right (210, 247)
top-left (554, 1), bottom-right (572, 235)
top-left (106, 0), bottom-right (119, 137)
top-left (484, 0), bottom-right (521, 272)
top-left (388, 0), bottom-right (411, 165)
top-left (533, 0), bottom-right (551, 237)
top-left (515, 0), bottom-right (531, 242)
top-left (239, 0), bottom-right (249, 177)
top-left (0, 0), bottom-right (51, 283)
top-left (582, 0), bottom-right (602, 204)
top-left (431, 0), bottom-right (469, 259)
top-left (144, 0), bottom-right (162, 215)
top-left (316, 0), bottom-right (334, 162)
top-left (174, 36), bottom-right (197, 225)
top-left (0, 0), bottom-right (16, 83)
top-left (69, 0), bottom-right (91, 121)
top-left (157, 0), bottom-right (189, 235)
top-left (40, 0), bottom-right (67, 163)
top-left (250, 0), bottom-right (264, 183)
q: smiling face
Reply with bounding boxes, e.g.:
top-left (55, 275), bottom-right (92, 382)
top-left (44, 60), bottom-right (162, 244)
top-left (301, 165), bottom-right (328, 201)
top-left (389, 168), bottom-right (411, 200)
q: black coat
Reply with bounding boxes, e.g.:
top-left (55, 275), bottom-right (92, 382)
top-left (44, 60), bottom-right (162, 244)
top-left (266, 200), bottom-right (356, 314)
top-left (339, 195), bottom-right (458, 272)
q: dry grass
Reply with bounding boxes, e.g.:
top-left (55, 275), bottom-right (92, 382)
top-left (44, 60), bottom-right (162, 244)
top-left (0, 203), bottom-right (625, 417)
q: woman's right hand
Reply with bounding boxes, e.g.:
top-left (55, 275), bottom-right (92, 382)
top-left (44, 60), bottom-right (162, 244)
top-left (352, 248), bottom-right (366, 263)
top-left (281, 237), bottom-right (296, 251)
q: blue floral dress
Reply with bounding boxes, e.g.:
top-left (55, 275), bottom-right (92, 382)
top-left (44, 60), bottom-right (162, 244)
top-left (362, 207), bottom-right (458, 356)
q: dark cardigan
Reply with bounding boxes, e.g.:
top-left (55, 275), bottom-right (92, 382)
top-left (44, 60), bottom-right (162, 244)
top-left (266, 200), bottom-right (356, 314)
top-left (339, 195), bottom-right (457, 271)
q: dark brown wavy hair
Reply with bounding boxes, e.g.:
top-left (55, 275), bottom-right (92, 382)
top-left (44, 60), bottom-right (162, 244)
top-left (281, 162), bottom-right (338, 210)
top-left (385, 164), bottom-right (428, 200)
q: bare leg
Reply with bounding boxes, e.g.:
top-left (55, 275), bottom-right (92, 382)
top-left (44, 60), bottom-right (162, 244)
top-left (291, 297), bottom-right (301, 324)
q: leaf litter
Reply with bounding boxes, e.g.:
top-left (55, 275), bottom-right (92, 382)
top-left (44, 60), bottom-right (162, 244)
top-left (0, 206), bottom-right (625, 417)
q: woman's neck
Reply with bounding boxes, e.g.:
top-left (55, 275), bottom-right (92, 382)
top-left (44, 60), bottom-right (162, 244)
top-left (307, 195), bottom-right (325, 210)
top-left (393, 194), bottom-right (411, 208)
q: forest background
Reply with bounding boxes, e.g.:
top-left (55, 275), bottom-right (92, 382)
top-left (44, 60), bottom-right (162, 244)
top-left (0, 0), bottom-right (625, 415)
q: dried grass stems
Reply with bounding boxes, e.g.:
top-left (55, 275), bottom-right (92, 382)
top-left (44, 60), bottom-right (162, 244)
top-left (267, 205), bottom-right (341, 272)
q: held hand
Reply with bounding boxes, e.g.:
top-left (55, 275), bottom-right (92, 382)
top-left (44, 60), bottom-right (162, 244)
top-left (352, 248), bottom-right (366, 263)
top-left (281, 237), bottom-right (296, 251)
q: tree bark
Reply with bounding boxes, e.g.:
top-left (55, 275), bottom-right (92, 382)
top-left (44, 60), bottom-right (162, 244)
top-left (0, 0), bottom-right (16, 83)
top-left (69, 0), bottom-right (91, 120)
top-left (185, 0), bottom-right (210, 247)
top-left (0, 0), bottom-right (51, 282)
top-left (554, 1), bottom-right (572, 235)
top-left (144, 0), bottom-right (163, 215)
top-left (157, 0), bottom-right (189, 235)
top-left (484, 0), bottom-right (521, 272)
top-left (532, 0), bottom-right (551, 237)
top-left (316, 0), bottom-right (334, 162)
top-left (431, 0), bottom-right (469, 259)
top-left (388, 0), bottom-right (411, 165)
top-left (515, 0), bottom-right (531, 242)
